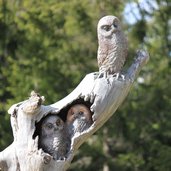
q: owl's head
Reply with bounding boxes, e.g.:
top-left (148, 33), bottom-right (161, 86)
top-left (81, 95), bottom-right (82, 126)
top-left (41, 115), bottom-right (64, 136)
top-left (66, 104), bottom-right (92, 123)
top-left (97, 15), bottom-right (121, 39)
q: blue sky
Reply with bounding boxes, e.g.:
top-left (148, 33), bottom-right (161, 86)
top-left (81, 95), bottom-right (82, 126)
top-left (124, 0), bottom-right (158, 24)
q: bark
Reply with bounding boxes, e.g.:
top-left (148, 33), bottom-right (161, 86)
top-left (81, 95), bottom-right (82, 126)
top-left (0, 50), bottom-right (149, 171)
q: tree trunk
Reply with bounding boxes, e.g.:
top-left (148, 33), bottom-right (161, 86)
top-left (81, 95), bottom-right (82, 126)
top-left (0, 50), bottom-right (149, 171)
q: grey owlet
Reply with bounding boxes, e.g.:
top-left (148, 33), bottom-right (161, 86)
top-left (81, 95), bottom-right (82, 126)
top-left (66, 104), bottom-right (93, 137)
top-left (38, 114), bottom-right (70, 160)
top-left (97, 15), bottom-right (128, 78)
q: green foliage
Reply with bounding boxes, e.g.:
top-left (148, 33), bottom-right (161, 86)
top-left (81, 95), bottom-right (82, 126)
top-left (0, 0), bottom-right (171, 170)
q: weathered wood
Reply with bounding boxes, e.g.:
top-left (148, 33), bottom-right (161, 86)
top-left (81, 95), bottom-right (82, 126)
top-left (0, 50), bottom-right (149, 171)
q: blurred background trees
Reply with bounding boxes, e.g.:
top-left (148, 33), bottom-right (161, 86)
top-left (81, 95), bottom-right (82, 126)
top-left (0, 0), bottom-right (170, 170)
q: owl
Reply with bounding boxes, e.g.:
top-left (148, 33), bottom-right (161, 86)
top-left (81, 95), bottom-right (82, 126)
top-left (97, 15), bottom-right (128, 78)
top-left (66, 104), bottom-right (93, 137)
top-left (38, 114), bottom-right (70, 160)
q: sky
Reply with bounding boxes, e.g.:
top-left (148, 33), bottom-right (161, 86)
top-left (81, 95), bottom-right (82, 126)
top-left (124, 0), bottom-right (158, 24)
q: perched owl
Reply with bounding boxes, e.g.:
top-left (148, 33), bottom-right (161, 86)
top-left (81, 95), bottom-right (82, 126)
top-left (38, 115), bottom-right (70, 160)
top-left (97, 15), bottom-right (128, 78)
top-left (66, 104), bottom-right (93, 137)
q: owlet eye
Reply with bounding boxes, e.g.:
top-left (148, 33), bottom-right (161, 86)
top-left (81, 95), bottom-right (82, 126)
top-left (78, 111), bottom-right (84, 115)
top-left (56, 119), bottom-right (61, 126)
top-left (46, 123), bottom-right (53, 129)
top-left (101, 25), bottom-right (111, 31)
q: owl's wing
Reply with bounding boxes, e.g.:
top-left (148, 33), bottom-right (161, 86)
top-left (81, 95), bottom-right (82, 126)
top-left (98, 51), bottom-right (108, 68)
top-left (98, 49), bottom-right (111, 74)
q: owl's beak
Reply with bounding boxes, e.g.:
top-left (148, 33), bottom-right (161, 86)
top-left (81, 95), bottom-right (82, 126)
top-left (54, 127), bottom-right (59, 131)
top-left (74, 115), bottom-right (78, 119)
top-left (111, 26), bottom-right (117, 33)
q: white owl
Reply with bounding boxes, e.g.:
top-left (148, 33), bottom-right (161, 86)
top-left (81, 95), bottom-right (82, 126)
top-left (38, 115), bottom-right (70, 160)
top-left (97, 15), bottom-right (128, 78)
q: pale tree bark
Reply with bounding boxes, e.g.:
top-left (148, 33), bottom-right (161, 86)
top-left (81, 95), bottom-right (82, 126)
top-left (0, 50), bottom-right (149, 171)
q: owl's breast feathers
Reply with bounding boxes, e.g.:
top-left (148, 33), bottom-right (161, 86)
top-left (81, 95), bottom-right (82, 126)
top-left (67, 118), bottom-right (92, 136)
top-left (53, 136), bottom-right (68, 151)
top-left (98, 32), bottom-right (128, 74)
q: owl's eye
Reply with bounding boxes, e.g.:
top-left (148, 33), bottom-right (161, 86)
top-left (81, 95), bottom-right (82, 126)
top-left (46, 123), bottom-right (53, 129)
top-left (78, 111), bottom-right (84, 115)
top-left (56, 119), bottom-right (61, 126)
top-left (101, 25), bottom-right (111, 31)
top-left (113, 21), bottom-right (118, 28)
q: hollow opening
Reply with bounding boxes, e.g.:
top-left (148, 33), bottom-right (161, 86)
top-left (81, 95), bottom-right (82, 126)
top-left (33, 98), bottom-right (94, 154)
top-left (33, 98), bottom-right (93, 137)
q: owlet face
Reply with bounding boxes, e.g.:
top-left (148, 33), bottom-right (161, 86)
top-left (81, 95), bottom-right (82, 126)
top-left (41, 115), bottom-right (64, 136)
top-left (97, 15), bottom-right (121, 39)
top-left (66, 104), bottom-right (92, 124)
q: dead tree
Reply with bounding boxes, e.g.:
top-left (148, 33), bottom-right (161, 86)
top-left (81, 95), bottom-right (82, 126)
top-left (0, 15), bottom-right (149, 171)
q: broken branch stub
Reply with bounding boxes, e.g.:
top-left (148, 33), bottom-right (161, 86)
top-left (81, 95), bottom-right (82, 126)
top-left (0, 49), bottom-right (149, 171)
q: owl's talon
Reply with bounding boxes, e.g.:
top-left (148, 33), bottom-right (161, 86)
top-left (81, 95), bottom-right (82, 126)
top-left (98, 73), bottom-right (104, 78)
top-left (121, 74), bottom-right (125, 80)
top-left (113, 73), bottom-right (119, 80)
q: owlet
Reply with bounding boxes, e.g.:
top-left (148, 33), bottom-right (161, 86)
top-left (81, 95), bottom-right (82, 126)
top-left (97, 15), bottom-right (128, 78)
top-left (66, 104), bottom-right (93, 137)
top-left (38, 114), bottom-right (70, 160)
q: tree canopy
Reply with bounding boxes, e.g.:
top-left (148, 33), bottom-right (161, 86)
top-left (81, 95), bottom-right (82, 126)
top-left (0, 0), bottom-right (171, 170)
